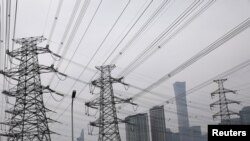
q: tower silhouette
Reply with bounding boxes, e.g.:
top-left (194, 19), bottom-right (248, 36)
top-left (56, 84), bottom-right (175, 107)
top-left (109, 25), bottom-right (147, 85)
top-left (0, 36), bottom-right (65, 140)
top-left (85, 65), bottom-right (136, 141)
top-left (210, 79), bottom-right (239, 124)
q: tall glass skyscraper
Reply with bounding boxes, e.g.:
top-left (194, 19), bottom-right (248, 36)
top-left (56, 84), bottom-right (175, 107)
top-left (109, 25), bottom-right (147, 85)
top-left (125, 113), bottom-right (150, 141)
top-left (173, 82), bottom-right (190, 141)
top-left (150, 105), bottom-right (167, 141)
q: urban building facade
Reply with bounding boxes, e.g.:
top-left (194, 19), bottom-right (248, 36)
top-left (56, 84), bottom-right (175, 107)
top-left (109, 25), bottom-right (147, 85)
top-left (240, 106), bottom-right (250, 124)
top-left (125, 113), bottom-right (150, 141)
top-left (173, 81), bottom-right (190, 141)
top-left (149, 105), bottom-right (167, 141)
top-left (189, 126), bottom-right (202, 141)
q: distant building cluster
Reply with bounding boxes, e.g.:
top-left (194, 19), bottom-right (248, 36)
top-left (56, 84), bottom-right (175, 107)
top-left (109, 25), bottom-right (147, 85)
top-left (125, 105), bottom-right (207, 141)
top-left (125, 81), bottom-right (250, 141)
top-left (76, 82), bottom-right (250, 141)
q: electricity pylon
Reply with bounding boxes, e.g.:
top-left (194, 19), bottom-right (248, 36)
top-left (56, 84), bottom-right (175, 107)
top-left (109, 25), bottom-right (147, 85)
top-left (0, 36), bottom-right (65, 141)
top-left (210, 79), bottom-right (240, 124)
top-left (85, 65), bottom-right (136, 141)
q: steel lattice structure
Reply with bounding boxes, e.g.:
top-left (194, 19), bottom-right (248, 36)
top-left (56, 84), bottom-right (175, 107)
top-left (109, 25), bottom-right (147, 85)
top-left (0, 36), bottom-right (65, 141)
top-left (210, 79), bottom-right (240, 124)
top-left (85, 65), bottom-right (136, 141)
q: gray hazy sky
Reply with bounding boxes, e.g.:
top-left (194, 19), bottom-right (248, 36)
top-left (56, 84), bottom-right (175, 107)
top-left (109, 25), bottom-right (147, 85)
top-left (1, 0), bottom-right (250, 141)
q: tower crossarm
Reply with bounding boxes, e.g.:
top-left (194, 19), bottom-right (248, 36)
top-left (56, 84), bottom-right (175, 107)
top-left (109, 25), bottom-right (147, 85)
top-left (210, 99), bottom-right (240, 107)
top-left (0, 64), bottom-right (66, 82)
top-left (85, 97), bottom-right (100, 109)
top-left (114, 96), bottom-right (137, 105)
top-left (90, 117), bottom-right (125, 127)
top-left (6, 45), bottom-right (61, 61)
top-left (211, 88), bottom-right (236, 97)
top-left (212, 110), bottom-right (239, 120)
top-left (13, 36), bottom-right (46, 45)
top-left (42, 85), bottom-right (64, 97)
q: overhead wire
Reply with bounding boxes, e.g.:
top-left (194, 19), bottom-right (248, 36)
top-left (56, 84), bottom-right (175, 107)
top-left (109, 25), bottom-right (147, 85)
top-left (120, 18), bottom-right (250, 110)
top-left (47, 0), bottom-right (82, 85)
top-left (75, 67), bottom-right (246, 126)
top-left (11, 0), bottom-right (18, 51)
top-left (52, 1), bottom-right (170, 121)
top-left (120, 0), bottom-right (216, 77)
top-left (45, 0), bottom-right (91, 103)
top-left (0, 2), bottom-right (3, 131)
top-left (51, 0), bottom-right (103, 91)
top-left (74, 0), bottom-right (159, 95)
top-left (47, 2), bottom-right (250, 139)
top-left (50, 98), bottom-right (214, 130)
top-left (73, 0), bottom-right (171, 100)
top-left (108, 0), bottom-right (171, 64)
top-left (71, 0), bottom-right (207, 105)
top-left (49, 82), bottom-right (247, 137)
top-left (101, 0), bottom-right (159, 65)
top-left (118, 0), bottom-right (205, 77)
top-left (65, 0), bottom-right (155, 102)
top-left (0, 0), bottom-right (12, 131)
top-left (42, 0), bottom-right (52, 35)
top-left (55, 0), bottom-right (90, 64)
top-left (54, 0), bottom-right (82, 55)
top-left (50, 81), bottom-right (245, 128)
top-left (121, 59), bottom-right (250, 120)
top-left (49, 0), bottom-right (134, 115)
top-left (2, 0), bottom-right (246, 138)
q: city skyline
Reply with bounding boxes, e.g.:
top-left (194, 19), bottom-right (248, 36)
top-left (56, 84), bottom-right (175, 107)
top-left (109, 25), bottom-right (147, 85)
top-left (0, 0), bottom-right (250, 140)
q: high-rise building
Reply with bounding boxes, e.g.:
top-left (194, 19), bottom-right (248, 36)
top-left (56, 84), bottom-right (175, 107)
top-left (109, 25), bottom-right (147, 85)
top-left (240, 106), bottom-right (250, 125)
top-left (173, 82), bottom-right (190, 141)
top-left (166, 128), bottom-right (172, 141)
top-left (125, 113), bottom-right (150, 141)
top-left (149, 105), bottom-right (167, 141)
top-left (77, 129), bottom-right (84, 141)
top-left (189, 126), bottom-right (202, 141)
top-left (201, 133), bottom-right (208, 141)
top-left (165, 128), bottom-right (181, 141)
top-left (172, 132), bottom-right (181, 141)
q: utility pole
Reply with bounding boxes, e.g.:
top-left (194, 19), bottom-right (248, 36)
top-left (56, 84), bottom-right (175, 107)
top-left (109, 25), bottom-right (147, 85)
top-left (85, 65), bottom-right (136, 141)
top-left (210, 79), bottom-right (240, 124)
top-left (0, 36), bottom-right (65, 140)
top-left (71, 90), bottom-right (76, 141)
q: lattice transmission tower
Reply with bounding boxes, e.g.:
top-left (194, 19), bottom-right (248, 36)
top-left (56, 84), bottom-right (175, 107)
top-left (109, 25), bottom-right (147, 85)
top-left (210, 79), bottom-right (240, 125)
top-left (85, 65), bottom-right (136, 141)
top-left (0, 36), bottom-right (65, 141)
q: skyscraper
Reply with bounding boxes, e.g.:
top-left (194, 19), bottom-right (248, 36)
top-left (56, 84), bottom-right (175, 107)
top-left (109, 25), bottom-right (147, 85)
top-left (125, 113), bottom-right (150, 141)
top-left (240, 106), bottom-right (250, 125)
top-left (150, 105), bottom-right (167, 141)
top-left (173, 82), bottom-right (190, 141)
top-left (189, 126), bottom-right (202, 141)
top-left (77, 129), bottom-right (84, 141)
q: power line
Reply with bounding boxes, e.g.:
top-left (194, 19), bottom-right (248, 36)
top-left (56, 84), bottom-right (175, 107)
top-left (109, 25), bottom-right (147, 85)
top-left (49, 0), bottom-right (133, 115)
top-left (122, 59), bottom-right (250, 119)
top-left (42, 0), bottom-right (53, 35)
top-left (11, 0), bottom-right (18, 51)
top-left (117, 0), bottom-right (210, 77)
top-left (119, 18), bottom-right (250, 110)
top-left (48, 0), bottom-right (89, 86)
top-left (46, 0), bottom-right (65, 45)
